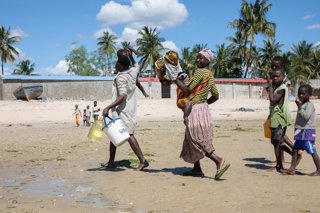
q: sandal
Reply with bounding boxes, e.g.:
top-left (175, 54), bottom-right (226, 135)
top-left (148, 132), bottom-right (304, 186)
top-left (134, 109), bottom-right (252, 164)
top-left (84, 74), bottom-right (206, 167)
top-left (183, 169), bottom-right (204, 177)
top-left (100, 162), bottom-right (116, 168)
top-left (215, 163), bottom-right (230, 180)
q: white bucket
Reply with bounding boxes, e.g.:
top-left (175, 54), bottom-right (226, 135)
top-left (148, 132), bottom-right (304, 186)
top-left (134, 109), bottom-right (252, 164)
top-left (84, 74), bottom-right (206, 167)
top-left (103, 116), bottom-right (130, 147)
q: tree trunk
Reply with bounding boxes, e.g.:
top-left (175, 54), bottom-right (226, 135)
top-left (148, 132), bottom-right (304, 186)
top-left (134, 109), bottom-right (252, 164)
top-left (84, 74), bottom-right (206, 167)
top-left (1, 61), bottom-right (3, 76)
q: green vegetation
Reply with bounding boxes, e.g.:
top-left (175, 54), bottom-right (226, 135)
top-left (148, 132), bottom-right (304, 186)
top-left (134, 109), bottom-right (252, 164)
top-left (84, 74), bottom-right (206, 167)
top-left (2, 0), bottom-right (320, 82)
top-left (0, 26), bottom-right (21, 75)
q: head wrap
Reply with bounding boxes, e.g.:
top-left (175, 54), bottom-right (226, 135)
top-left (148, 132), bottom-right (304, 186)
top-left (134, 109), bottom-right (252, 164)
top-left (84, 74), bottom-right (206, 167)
top-left (199, 48), bottom-right (214, 62)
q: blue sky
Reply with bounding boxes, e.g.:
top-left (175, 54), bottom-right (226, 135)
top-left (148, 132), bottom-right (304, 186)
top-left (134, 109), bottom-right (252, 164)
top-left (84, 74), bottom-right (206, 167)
top-left (1, 0), bottom-right (320, 75)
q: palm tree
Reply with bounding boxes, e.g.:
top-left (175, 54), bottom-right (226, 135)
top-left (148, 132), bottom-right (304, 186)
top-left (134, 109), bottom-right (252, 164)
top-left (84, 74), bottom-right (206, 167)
top-left (97, 31), bottom-right (117, 75)
top-left (136, 26), bottom-right (165, 76)
top-left (212, 43), bottom-right (231, 78)
top-left (259, 39), bottom-right (283, 75)
top-left (121, 41), bottom-right (131, 50)
top-left (180, 47), bottom-right (196, 76)
top-left (228, 0), bottom-right (275, 78)
top-left (289, 41), bottom-right (314, 85)
top-left (13, 59), bottom-right (35, 75)
top-left (0, 26), bottom-right (21, 75)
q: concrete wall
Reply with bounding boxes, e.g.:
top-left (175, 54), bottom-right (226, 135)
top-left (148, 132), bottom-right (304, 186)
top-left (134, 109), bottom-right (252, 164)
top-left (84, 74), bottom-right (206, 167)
top-left (1, 78), bottom-right (268, 100)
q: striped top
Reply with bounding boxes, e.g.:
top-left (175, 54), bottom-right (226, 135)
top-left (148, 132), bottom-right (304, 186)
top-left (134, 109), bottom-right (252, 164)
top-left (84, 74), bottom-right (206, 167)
top-left (187, 68), bottom-right (218, 105)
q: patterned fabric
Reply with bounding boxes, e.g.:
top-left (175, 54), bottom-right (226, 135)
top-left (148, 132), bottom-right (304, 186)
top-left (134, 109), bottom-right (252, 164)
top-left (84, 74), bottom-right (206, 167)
top-left (180, 103), bottom-right (215, 163)
top-left (176, 71), bottom-right (211, 110)
top-left (187, 68), bottom-right (218, 105)
top-left (269, 83), bottom-right (292, 128)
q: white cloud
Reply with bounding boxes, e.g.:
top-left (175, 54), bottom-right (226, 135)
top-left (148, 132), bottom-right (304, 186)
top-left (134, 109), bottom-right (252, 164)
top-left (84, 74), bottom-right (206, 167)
top-left (314, 41), bottom-right (320, 48)
top-left (306, 24), bottom-right (320, 30)
top-left (96, 0), bottom-right (188, 29)
top-left (303, 13), bottom-right (316, 20)
top-left (93, 27), bottom-right (117, 39)
top-left (11, 27), bottom-right (29, 38)
top-left (117, 27), bottom-right (139, 44)
top-left (161, 40), bottom-right (179, 52)
top-left (41, 60), bottom-right (70, 75)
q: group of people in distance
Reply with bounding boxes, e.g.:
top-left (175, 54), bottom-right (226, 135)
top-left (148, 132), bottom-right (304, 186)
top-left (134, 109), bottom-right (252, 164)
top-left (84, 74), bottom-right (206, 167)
top-left (73, 101), bottom-right (101, 127)
top-left (81, 45), bottom-right (319, 179)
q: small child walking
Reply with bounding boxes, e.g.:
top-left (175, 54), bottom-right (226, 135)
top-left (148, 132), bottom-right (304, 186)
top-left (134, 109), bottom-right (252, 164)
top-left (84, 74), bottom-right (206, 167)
top-left (86, 105), bottom-right (91, 126)
top-left (92, 101), bottom-right (100, 121)
top-left (83, 108), bottom-right (87, 126)
top-left (73, 104), bottom-right (82, 127)
top-left (267, 67), bottom-right (292, 171)
top-left (285, 84), bottom-right (320, 176)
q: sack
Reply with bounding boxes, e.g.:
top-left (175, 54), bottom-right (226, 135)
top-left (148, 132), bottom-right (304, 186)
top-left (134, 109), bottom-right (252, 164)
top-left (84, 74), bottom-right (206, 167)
top-left (263, 118), bottom-right (271, 138)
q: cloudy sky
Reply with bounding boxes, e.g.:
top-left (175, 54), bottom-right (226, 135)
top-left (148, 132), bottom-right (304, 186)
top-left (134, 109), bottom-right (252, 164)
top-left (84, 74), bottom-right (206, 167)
top-left (1, 0), bottom-right (320, 75)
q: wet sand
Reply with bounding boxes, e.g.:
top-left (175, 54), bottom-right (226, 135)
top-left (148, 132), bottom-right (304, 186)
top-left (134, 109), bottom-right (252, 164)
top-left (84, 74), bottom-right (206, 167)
top-left (1, 99), bottom-right (320, 212)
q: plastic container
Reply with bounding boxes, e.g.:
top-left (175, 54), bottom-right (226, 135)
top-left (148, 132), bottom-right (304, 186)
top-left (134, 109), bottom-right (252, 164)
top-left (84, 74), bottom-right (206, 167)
top-left (87, 120), bottom-right (104, 142)
top-left (263, 118), bottom-right (271, 139)
top-left (103, 116), bottom-right (130, 147)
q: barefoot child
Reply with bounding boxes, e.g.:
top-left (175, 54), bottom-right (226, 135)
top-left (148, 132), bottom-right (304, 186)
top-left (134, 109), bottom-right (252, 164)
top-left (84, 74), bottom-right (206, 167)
top-left (92, 101), bottom-right (100, 121)
top-left (267, 66), bottom-right (292, 172)
top-left (73, 104), bottom-right (82, 127)
top-left (270, 56), bottom-right (302, 164)
top-left (286, 84), bottom-right (320, 176)
top-left (101, 47), bottom-right (149, 171)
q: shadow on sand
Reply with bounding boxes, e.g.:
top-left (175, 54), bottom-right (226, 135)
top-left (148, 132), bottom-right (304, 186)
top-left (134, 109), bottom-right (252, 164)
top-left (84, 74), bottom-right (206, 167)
top-left (243, 157), bottom-right (306, 175)
top-left (88, 160), bottom-right (220, 179)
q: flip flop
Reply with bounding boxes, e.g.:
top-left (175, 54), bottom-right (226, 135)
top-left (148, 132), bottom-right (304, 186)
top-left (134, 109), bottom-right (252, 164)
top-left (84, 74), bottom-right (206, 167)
top-left (214, 163), bottom-right (230, 180)
top-left (100, 162), bottom-right (116, 168)
top-left (183, 169), bottom-right (204, 177)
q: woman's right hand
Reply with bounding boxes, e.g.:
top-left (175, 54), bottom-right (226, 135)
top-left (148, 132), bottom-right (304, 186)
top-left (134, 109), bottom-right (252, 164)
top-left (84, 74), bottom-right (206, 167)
top-left (102, 107), bottom-right (110, 117)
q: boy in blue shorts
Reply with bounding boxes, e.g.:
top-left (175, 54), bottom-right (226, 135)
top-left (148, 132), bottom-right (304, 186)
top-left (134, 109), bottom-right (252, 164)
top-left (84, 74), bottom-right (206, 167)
top-left (285, 84), bottom-right (320, 176)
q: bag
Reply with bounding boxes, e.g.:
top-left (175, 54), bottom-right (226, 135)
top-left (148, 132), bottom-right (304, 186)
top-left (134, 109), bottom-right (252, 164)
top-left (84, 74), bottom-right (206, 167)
top-left (263, 118), bottom-right (271, 138)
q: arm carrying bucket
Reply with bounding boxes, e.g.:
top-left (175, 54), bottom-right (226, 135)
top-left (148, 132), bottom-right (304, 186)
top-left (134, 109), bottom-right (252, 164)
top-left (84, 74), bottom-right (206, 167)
top-left (103, 115), bottom-right (130, 147)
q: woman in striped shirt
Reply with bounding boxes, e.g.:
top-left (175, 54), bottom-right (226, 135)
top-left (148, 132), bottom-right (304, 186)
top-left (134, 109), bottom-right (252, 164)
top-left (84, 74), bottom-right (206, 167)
top-left (176, 49), bottom-right (230, 180)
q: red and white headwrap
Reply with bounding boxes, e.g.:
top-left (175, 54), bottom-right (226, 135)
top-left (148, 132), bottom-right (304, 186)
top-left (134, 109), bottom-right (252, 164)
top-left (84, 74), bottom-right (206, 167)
top-left (199, 48), bottom-right (214, 62)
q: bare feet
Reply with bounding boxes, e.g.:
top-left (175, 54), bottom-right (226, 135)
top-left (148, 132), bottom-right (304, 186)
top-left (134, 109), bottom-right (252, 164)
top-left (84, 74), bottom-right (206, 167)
top-left (100, 162), bottom-right (115, 168)
top-left (308, 171), bottom-right (320, 176)
top-left (285, 169), bottom-right (295, 175)
top-left (134, 160), bottom-right (149, 171)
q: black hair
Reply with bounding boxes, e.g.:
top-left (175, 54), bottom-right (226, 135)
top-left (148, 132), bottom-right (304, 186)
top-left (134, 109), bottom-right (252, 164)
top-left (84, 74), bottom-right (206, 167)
top-left (272, 56), bottom-right (284, 66)
top-left (117, 55), bottom-right (131, 67)
top-left (272, 66), bottom-right (285, 74)
top-left (299, 84), bottom-right (313, 95)
top-left (117, 49), bottom-right (127, 57)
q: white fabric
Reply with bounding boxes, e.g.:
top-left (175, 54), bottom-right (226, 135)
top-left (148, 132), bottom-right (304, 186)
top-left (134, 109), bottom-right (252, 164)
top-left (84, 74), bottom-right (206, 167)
top-left (111, 65), bottom-right (138, 134)
top-left (163, 57), bottom-right (183, 81)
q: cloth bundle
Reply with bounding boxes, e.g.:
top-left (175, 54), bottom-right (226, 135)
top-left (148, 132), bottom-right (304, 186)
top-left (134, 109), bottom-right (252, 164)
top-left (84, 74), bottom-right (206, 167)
top-left (155, 50), bottom-right (183, 84)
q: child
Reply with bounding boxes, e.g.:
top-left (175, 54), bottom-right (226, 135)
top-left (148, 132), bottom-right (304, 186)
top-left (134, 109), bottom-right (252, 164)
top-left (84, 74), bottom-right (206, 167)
top-left (86, 105), bottom-right (91, 126)
top-left (267, 66), bottom-right (292, 172)
top-left (270, 56), bottom-right (302, 164)
top-left (176, 73), bottom-right (192, 125)
top-left (154, 50), bottom-right (183, 84)
top-left (285, 84), bottom-right (320, 176)
top-left (73, 104), bottom-right (82, 127)
top-left (83, 108), bottom-right (87, 126)
top-left (92, 101), bottom-right (100, 121)
top-left (101, 47), bottom-right (149, 171)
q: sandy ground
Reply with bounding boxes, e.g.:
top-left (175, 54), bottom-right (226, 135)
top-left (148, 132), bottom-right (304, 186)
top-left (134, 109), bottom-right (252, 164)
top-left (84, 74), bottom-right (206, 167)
top-left (1, 98), bottom-right (320, 213)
